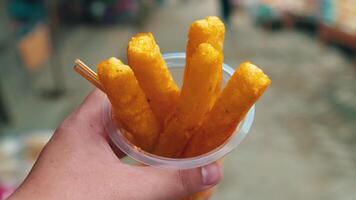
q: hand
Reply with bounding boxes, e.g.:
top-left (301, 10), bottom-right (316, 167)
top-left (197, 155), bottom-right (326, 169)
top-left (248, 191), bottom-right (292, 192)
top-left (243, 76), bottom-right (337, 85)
top-left (9, 90), bottom-right (222, 200)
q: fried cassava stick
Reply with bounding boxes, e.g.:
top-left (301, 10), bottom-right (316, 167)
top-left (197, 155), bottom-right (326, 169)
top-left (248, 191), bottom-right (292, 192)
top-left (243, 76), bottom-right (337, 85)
top-left (154, 43), bottom-right (223, 157)
top-left (128, 33), bottom-right (179, 125)
top-left (183, 62), bottom-right (271, 157)
top-left (97, 57), bottom-right (160, 152)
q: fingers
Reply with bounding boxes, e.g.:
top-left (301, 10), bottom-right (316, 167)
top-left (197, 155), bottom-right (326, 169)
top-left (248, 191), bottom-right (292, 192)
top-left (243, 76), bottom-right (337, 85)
top-left (50, 89), bottom-right (121, 160)
top-left (74, 89), bottom-right (107, 130)
top-left (131, 162), bottom-right (222, 200)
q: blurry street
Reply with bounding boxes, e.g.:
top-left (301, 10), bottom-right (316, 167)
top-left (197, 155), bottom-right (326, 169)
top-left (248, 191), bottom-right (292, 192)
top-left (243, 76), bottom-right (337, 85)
top-left (1, 0), bottom-right (356, 199)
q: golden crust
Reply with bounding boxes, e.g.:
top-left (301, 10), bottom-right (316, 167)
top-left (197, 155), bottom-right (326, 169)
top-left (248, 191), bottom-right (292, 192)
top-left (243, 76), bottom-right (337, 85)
top-left (154, 43), bottom-right (223, 157)
top-left (97, 57), bottom-right (160, 152)
top-left (183, 62), bottom-right (271, 157)
top-left (128, 33), bottom-right (179, 125)
top-left (186, 16), bottom-right (225, 57)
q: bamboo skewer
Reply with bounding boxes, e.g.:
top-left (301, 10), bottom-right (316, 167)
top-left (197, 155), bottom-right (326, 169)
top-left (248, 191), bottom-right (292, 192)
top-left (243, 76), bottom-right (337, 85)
top-left (74, 59), bottom-right (104, 91)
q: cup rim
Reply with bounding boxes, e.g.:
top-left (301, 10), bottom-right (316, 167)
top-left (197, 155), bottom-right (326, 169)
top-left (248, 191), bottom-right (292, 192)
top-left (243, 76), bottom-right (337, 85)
top-left (103, 52), bottom-right (255, 169)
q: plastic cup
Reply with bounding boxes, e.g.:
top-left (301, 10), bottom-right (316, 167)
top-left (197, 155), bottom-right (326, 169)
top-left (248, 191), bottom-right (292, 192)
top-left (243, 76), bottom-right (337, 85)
top-left (103, 52), bottom-right (255, 169)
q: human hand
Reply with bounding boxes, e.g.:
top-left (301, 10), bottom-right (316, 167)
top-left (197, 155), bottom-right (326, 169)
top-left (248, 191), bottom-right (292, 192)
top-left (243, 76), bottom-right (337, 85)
top-left (9, 90), bottom-right (222, 200)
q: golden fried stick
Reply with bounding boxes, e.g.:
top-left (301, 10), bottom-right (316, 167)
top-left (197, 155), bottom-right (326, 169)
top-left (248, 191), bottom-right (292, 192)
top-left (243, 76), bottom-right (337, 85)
top-left (128, 33), bottom-right (179, 124)
top-left (97, 57), bottom-right (160, 152)
top-left (186, 16), bottom-right (225, 57)
top-left (186, 16), bottom-right (225, 107)
top-left (184, 17), bottom-right (225, 200)
top-left (183, 62), bottom-right (271, 157)
top-left (154, 43), bottom-right (223, 157)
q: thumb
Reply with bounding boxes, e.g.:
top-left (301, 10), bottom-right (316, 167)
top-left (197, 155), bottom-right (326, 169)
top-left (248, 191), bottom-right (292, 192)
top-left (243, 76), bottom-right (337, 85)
top-left (131, 162), bottom-right (222, 200)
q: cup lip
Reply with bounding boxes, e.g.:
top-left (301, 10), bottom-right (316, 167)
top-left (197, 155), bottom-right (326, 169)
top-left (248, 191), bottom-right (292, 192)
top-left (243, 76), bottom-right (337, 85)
top-left (104, 52), bottom-right (255, 169)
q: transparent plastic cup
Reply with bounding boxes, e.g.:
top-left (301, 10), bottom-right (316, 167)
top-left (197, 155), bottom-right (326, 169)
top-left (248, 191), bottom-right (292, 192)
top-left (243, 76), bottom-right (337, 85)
top-left (103, 52), bottom-right (255, 169)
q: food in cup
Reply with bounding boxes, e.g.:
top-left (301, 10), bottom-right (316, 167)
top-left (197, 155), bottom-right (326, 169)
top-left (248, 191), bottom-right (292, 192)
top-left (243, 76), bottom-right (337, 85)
top-left (75, 15), bottom-right (271, 200)
top-left (153, 16), bottom-right (225, 157)
top-left (154, 43), bottom-right (223, 157)
top-left (96, 16), bottom-right (270, 158)
top-left (183, 62), bottom-right (271, 157)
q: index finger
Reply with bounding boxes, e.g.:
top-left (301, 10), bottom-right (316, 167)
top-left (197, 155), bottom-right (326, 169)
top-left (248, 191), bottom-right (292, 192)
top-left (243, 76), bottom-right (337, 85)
top-left (60, 89), bottom-right (126, 159)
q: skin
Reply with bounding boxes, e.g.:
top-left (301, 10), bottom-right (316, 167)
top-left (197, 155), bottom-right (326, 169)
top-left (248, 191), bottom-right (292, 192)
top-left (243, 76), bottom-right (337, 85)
top-left (8, 90), bottom-right (222, 200)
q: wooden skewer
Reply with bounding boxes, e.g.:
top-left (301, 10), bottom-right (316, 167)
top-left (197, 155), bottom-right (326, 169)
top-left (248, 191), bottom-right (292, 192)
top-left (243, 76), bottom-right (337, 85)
top-left (74, 59), bottom-right (105, 91)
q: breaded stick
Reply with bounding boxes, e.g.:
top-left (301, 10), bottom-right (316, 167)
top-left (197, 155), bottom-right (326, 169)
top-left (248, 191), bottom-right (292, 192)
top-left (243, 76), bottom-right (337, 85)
top-left (186, 16), bottom-right (225, 105)
top-left (183, 62), bottom-right (271, 157)
top-left (186, 16), bottom-right (225, 57)
top-left (127, 33), bottom-right (179, 124)
top-left (97, 57), bottom-right (160, 152)
top-left (154, 43), bottom-right (223, 157)
top-left (184, 17), bottom-right (225, 200)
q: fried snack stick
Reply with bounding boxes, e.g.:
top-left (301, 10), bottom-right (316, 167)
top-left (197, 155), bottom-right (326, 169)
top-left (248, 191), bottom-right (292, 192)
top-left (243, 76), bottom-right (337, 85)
top-left (184, 16), bottom-right (225, 200)
top-left (128, 33), bottom-right (179, 124)
top-left (187, 16), bottom-right (225, 103)
top-left (154, 43), bottom-right (223, 157)
top-left (97, 57), bottom-right (160, 152)
top-left (183, 62), bottom-right (271, 157)
top-left (186, 16), bottom-right (225, 57)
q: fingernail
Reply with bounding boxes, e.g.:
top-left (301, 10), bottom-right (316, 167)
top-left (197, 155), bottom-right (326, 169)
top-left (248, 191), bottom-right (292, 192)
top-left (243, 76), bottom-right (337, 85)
top-left (201, 163), bottom-right (221, 185)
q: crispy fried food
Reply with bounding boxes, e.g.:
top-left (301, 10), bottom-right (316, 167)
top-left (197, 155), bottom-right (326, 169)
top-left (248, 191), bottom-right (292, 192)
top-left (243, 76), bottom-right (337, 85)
top-left (186, 16), bottom-right (225, 107)
top-left (183, 62), bottom-right (271, 157)
top-left (185, 17), bottom-right (225, 200)
top-left (97, 57), bottom-right (160, 152)
top-left (128, 33), bottom-right (179, 124)
top-left (186, 16), bottom-right (225, 57)
top-left (154, 43), bottom-right (223, 157)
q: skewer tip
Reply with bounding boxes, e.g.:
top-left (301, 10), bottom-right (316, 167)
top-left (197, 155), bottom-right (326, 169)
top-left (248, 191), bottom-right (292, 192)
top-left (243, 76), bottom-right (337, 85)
top-left (75, 59), bottom-right (82, 65)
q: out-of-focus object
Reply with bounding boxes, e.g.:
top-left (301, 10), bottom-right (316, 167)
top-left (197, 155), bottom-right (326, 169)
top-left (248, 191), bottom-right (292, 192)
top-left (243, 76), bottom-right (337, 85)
top-left (23, 133), bottom-right (51, 161)
top-left (256, 0), bottom-right (356, 35)
top-left (334, 0), bottom-right (356, 35)
top-left (0, 83), bottom-right (10, 125)
top-left (8, 0), bottom-right (47, 36)
top-left (8, 0), bottom-right (51, 71)
top-left (319, 0), bottom-right (356, 54)
top-left (58, 0), bottom-right (158, 25)
top-left (17, 23), bottom-right (51, 71)
top-left (0, 184), bottom-right (16, 200)
top-left (253, 0), bottom-right (356, 57)
top-left (220, 0), bottom-right (233, 24)
top-left (0, 138), bottom-right (21, 185)
top-left (320, 0), bottom-right (336, 25)
top-left (254, 0), bottom-right (319, 27)
top-left (0, 131), bottom-right (52, 192)
top-left (284, 0), bottom-right (318, 18)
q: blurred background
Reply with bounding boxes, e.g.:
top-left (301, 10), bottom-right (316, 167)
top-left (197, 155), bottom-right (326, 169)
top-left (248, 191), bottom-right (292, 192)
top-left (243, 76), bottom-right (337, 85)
top-left (0, 0), bottom-right (356, 199)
